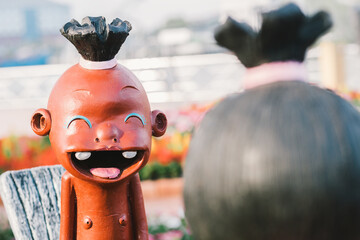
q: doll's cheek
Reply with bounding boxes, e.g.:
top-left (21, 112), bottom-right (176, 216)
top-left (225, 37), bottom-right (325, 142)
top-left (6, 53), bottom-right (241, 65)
top-left (121, 129), bottom-right (151, 147)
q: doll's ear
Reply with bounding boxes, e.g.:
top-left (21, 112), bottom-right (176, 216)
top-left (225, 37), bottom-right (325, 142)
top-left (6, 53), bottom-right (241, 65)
top-left (31, 108), bottom-right (51, 136)
top-left (151, 110), bottom-right (167, 137)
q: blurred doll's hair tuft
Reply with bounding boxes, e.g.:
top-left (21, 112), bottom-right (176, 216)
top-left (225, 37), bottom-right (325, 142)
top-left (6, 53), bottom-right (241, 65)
top-left (214, 3), bottom-right (332, 68)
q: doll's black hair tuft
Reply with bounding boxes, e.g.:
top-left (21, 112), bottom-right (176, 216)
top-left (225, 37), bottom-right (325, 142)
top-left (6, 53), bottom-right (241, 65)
top-left (60, 16), bottom-right (132, 61)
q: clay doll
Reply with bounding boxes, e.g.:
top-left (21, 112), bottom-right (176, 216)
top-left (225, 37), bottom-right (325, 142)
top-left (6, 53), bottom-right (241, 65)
top-left (30, 16), bottom-right (167, 240)
top-left (184, 3), bottom-right (360, 240)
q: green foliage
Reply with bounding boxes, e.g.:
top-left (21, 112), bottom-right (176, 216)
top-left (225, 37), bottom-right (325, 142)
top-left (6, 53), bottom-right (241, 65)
top-left (40, 136), bottom-right (51, 150)
top-left (148, 223), bottom-right (169, 235)
top-left (139, 162), bottom-right (182, 181)
top-left (352, 99), bottom-right (360, 107)
top-left (165, 18), bottom-right (188, 28)
top-left (148, 217), bottom-right (193, 240)
top-left (0, 228), bottom-right (13, 240)
top-left (179, 218), bottom-right (193, 240)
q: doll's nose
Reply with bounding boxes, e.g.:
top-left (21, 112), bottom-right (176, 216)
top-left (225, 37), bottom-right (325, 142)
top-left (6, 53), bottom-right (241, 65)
top-left (95, 123), bottom-right (122, 143)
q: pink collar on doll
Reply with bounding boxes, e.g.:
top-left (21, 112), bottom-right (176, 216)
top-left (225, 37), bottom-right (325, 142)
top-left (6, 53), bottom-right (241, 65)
top-left (242, 61), bottom-right (307, 90)
top-left (79, 56), bottom-right (118, 70)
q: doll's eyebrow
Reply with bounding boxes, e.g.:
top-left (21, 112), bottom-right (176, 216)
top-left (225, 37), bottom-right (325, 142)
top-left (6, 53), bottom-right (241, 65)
top-left (124, 113), bottom-right (146, 126)
top-left (121, 85), bottom-right (139, 91)
top-left (66, 115), bottom-right (92, 128)
top-left (73, 89), bottom-right (90, 93)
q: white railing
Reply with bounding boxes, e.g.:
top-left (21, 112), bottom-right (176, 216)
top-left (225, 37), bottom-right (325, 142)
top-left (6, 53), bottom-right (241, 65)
top-left (0, 51), bottom-right (327, 110)
top-left (0, 53), bottom-right (245, 110)
top-left (0, 50), bottom-right (335, 137)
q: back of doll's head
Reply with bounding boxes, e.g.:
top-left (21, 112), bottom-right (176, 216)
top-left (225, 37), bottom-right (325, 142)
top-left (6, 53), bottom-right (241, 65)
top-left (185, 81), bottom-right (360, 239)
top-left (184, 3), bottom-right (360, 240)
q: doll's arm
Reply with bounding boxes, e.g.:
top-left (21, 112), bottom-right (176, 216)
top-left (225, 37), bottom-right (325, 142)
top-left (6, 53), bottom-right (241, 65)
top-left (129, 173), bottom-right (148, 240)
top-left (60, 172), bottom-right (76, 240)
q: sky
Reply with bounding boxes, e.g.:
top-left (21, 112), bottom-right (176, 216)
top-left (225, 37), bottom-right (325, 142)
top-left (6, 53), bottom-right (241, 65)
top-left (50, 0), bottom-right (221, 32)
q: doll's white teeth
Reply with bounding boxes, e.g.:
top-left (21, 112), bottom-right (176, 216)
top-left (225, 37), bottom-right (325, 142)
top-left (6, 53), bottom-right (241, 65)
top-left (122, 151), bottom-right (137, 159)
top-left (75, 152), bottom-right (92, 160)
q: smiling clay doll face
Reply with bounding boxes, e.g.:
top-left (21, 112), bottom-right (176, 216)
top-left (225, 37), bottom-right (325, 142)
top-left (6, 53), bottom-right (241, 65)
top-left (31, 17), bottom-right (166, 184)
top-left (41, 64), bottom-right (158, 183)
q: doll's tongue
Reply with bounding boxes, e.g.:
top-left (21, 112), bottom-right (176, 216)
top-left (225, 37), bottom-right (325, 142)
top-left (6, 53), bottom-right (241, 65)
top-left (90, 167), bottom-right (120, 179)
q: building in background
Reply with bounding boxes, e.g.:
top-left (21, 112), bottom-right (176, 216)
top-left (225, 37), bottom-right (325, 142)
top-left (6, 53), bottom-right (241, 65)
top-left (0, 0), bottom-right (69, 67)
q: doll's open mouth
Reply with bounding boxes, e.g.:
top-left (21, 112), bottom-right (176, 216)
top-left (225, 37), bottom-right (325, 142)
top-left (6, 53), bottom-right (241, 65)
top-left (70, 150), bottom-right (145, 179)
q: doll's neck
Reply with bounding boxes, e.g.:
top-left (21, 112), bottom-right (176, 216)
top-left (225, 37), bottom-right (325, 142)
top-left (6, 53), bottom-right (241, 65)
top-left (242, 61), bottom-right (307, 90)
top-left (79, 56), bottom-right (118, 70)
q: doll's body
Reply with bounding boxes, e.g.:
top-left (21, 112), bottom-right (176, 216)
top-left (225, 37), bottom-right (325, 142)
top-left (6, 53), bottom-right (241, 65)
top-left (61, 173), bottom-right (146, 240)
top-left (31, 17), bottom-right (167, 240)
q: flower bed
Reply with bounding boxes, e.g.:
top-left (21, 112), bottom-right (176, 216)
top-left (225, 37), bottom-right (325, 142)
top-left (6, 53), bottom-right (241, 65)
top-left (346, 90), bottom-right (360, 107)
top-left (0, 135), bottom-right (56, 173)
top-left (148, 216), bottom-right (192, 240)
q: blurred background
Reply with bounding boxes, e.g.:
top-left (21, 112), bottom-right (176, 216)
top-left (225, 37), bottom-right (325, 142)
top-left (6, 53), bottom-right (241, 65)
top-left (1, 0), bottom-right (360, 239)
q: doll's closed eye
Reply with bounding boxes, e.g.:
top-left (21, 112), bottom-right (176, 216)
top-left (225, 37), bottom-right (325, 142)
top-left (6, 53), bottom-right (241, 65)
top-left (124, 113), bottom-right (146, 126)
top-left (66, 115), bottom-right (92, 128)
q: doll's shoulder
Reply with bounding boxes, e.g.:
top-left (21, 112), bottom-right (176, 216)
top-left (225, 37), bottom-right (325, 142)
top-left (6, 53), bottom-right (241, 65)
top-left (61, 171), bottom-right (73, 183)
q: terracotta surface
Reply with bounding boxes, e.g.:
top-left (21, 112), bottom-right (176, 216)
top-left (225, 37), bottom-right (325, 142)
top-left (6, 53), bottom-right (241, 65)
top-left (30, 17), bottom-right (167, 240)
